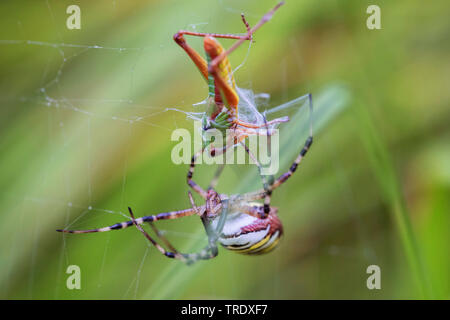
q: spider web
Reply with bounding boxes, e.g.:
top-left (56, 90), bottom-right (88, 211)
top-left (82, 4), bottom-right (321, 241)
top-left (0, 0), bottom-right (354, 300)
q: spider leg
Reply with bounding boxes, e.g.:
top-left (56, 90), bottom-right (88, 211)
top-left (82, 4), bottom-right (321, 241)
top-left (259, 114), bottom-right (275, 218)
top-left (259, 133), bottom-right (313, 212)
top-left (208, 163), bottom-right (225, 190)
top-left (187, 150), bottom-right (208, 198)
top-left (235, 112), bottom-right (274, 217)
top-left (177, 198), bottom-right (233, 265)
top-left (130, 209), bottom-right (218, 265)
top-left (239, 141), bottom-right (271, 217)
top-left (239, 203), bottom-right (269, 219)
top-left (262, 94), bottom-right (313, 214)
top-left (56, 207), bottom-right (202, 234)
top-left (237, 93), bottom-right (314, 206)
top-left (272, 136), bottom-right (313, 191)
top-left (270, 93), bottom-right (313, 190)
top-left (147, 222), bottom-right (179, 254)
top-left (263, 133), bottom-right (312, 210)
top-left (146, 219), bottom-right (218, 264)
top-left (128, 207), bottom-right (187, 261)
top-left (175, 235), bottom-right (219, 265)
top-left (187, 144), bottom-right (231, 198)
top-left (134, 188), bottom-right (230, 265)
top-left (235, 117), bottom-right (290, 129)
top-left (188, 190), bottom-right (203, 216)
top-left (186, 192), bottom-right (221, 264)
top-left (206, 127), bottom-right (277, 196)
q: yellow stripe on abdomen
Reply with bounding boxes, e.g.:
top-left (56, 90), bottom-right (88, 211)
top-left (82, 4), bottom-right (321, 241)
top-left (228, 234), bottom-right (271, 254)
top-left (224, 231), bottom-right (281, 255)
top-left (250, 236), bottom-right (281, 255)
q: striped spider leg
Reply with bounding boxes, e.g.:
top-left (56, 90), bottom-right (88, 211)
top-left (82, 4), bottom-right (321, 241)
top-left (127, 192), bottom-right (227, 265)
top-left (180, 110), bottom-right (313, 256)
top-left (259, 93), bottom-right (314, 217)
top-left (173, 1), bottom-right (288, 155)
top-left (218, 128), bottom-right (313, 256)
top-left (56, 122), bottom-right (313, 262)
top-left (57, 189), bottom-right (226, 264)
top-left (194, 92), bottom-right (314, 219)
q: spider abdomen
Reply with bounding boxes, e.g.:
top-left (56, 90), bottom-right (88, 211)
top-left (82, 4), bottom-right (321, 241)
top-left (215, 206), bottom-right (283, 255)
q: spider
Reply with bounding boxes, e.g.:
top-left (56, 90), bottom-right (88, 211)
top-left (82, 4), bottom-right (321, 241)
top-left (57, 1), bottom-right (314, 264)
top-left (56, 122), bottom-right (313, 264)
top-left (174, 1), bottom-right (289, 154)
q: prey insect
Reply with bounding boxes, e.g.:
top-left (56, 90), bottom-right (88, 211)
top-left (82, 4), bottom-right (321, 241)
top-left (174, 1), bottom-right (288, 154)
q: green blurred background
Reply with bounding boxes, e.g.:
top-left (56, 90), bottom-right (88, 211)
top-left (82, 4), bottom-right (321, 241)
top-left (0, 0), bottom-right (449, 299)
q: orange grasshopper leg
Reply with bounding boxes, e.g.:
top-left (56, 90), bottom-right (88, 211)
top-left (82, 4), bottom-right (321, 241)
top-left (173, 32), bottom-right (209, 81)
top-left (203, 36), bottom-right (240, 114)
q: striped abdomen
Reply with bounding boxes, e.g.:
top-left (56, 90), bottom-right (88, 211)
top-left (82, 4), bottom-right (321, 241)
top-left (216, 205), bottom-right (283, 255)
